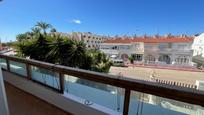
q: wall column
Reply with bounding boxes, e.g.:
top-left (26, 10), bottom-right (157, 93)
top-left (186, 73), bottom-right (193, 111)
top-left (171, 54), bottom-right (176, 65)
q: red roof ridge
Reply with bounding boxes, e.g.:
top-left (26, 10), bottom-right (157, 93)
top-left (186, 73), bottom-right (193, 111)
top-left (104, 37), bottom-right (193, 43)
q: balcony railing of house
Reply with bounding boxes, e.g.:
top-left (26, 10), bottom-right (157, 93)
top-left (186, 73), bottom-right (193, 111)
top-left (0, 54), bottom-right (204, 115)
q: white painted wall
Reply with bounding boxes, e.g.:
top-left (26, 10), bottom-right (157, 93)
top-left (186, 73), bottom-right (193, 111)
top-left (100, 42), bottom-right (144, 59)
top-left (192, 33), bottom-right (204, 57)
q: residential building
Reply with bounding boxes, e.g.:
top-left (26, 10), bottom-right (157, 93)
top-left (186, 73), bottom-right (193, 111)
top-left (59, 32), bottom-right (108, 49)
top-left (192, 33), bottom-right (204, 66)
top-left (81, 32), bottom-right (108, 49)
top-left (100, 36), bottom-right (194, 66)
top-left (192, 33), bottom-right (204, 57)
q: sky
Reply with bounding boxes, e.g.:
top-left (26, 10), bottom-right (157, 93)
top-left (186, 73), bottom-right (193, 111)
top-left (0, 0), bottom-right (204, 42)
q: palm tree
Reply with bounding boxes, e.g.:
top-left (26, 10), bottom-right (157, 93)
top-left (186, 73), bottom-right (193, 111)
top-left (46, 36), bottom-right (70, 64)
top-left (90, 51), bottom-right (112, 73)
top-left (80, 52), bottom-right (94, 70)
top-left (25, 32), bottom-right (34, 39)
top-left (32, 27), bottom-right (41, 35)
top-left (50, 28), bottom-right (57, 37)
top-left (50, 28), bottom-right (57, 33)
top-left (35, 22), bottom-right (52, 35)
top-left (47, 38), bottom-right (88, 68)
top-left (16, 33), bottom-right (28, 42)
top-left (65, 40), bottom-right (87, 67)
top-left (17, 34), bottom-right (51, 62)
top-left (128, 55), bottom-right (134, 64)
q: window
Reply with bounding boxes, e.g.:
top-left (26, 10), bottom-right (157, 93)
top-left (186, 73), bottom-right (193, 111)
top-left (112, 46), bottom-right (117, 49)
top-left (175, 56), bottom-right (189, 64)
top-left (135, 44), bottom-right (140, 48)
top-left (158, 43), bottom-right (169, 49)
top-left (119, 45), bottom-right (130, 50)
top-left (145, 55), bottom-right (155, 62)
top-left (132, 54), bottom-right (143, 61)
top-left (145, 44), bottom-right (153, 49)
top-left (177, 44), bottom-right (188, 50)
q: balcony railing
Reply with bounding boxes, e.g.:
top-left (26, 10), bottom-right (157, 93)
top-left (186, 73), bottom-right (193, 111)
top-left (145, 48), bottom-right (193, 53)
top-left (0, 54), bottom-right (204, 115)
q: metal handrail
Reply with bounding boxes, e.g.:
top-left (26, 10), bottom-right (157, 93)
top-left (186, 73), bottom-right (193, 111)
top-left (1, 54), bottom-right (204, 115)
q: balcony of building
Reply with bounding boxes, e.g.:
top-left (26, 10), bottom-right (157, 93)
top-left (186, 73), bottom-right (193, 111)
top-left (0, 54), bottom-right (204, 115)
top-left (4, 82), bottom-right (69, 115)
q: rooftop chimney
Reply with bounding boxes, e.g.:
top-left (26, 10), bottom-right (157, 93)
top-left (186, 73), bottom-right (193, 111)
top-left (165, 33), bottom-right (172, 38)
top-left (143, 34), bottom-right (147, 38)
top-left (180, 34), bottom-right (187, 38)
top-left (153, 33), bottom-right (160, 38)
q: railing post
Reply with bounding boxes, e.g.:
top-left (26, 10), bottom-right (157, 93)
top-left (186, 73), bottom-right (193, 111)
top-left (6, 59), bottom-right (10, 71)
top-left (123, 89), bottom-right (131, 115)
top-left (59, 73), bottom-right (64, 94)
top-left (26, 64), bottom-right (31, 80)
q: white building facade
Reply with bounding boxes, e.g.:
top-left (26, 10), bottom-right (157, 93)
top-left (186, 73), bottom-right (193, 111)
top-left (65, 32), bottom-right (108, 49)
top-left (192, 33), bottom-right (204, 66)
top-left (192, 33), bottom-right (204, 57)
top-left (100, 37), bottom-right (194, 66)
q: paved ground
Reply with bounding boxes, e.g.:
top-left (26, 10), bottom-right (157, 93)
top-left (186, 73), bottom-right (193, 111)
top-left (109, 66), bottom-right (204, 85)
top-left (5, 82), bottom-right (71, 115)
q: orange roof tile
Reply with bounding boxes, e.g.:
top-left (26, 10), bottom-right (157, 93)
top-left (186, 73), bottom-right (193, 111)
top-left (104, 37), bottom-right (193, 43)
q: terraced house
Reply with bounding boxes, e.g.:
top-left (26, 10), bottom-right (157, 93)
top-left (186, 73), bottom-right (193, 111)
top-left (100, 35), bottom-right (194, 66)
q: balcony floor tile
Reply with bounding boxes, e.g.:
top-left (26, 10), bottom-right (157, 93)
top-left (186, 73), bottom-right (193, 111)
top-left (5, 82), bottom-right (71, 115)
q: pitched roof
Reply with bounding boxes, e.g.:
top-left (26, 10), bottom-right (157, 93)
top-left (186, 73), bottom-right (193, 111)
top-left (104, 37), bottom-right (194, 43)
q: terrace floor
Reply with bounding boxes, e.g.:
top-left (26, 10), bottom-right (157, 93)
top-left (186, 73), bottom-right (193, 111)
top-left (4, 82), bottom-right (71, 115)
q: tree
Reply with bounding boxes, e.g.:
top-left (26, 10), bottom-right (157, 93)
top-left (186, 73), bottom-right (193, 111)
top-left (32, 27), bottom-right (41, 35)
top-left (35, 22), bottom-right (52, 34)
top-left (50, 28), bottom-right (57, 37)
top-left (129, 55), bottom-right (134, 64)
top-left (80, 52), bottom-right (94, 70)
top-left (65, 40), bottom-right (87, 67)
top-left (90, 51), bottom-right (113, 73)
top-left (17, 34), bottom-right (52, 62)
top-left (16, 21), bottom-right (112, 73)
top-left (46, 36), bottom-right (71, 64)
top-left (50, 28), bottom-right (57, 33)
top-left (25, 32), bottom-right (34, 39)
top-left (16, 33), bottom-right (28, 42)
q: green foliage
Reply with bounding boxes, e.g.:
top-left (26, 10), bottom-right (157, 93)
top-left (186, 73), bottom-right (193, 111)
top-left (129, 55), bottom-right (134, 64)
top-left (50, 28), bottom-right (57, 33)
top-left (16, 21), bottom-right (112, 73)
top-left (88, 51), bottom-right (113, 73)
top-left (17, 34), bottom-right (51, 61)
top-left (35, 21), bottom-right (52, 34)
top-left (2, 42), bottom-right (17, 47)
top-left (16, 33), bottom-right (28, 42)
top-left (32, 27), bottom-right (41, 35)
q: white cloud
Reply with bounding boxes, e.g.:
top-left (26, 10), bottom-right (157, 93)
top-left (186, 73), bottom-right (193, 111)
top-left (72, 19), bottom-right (81, 24)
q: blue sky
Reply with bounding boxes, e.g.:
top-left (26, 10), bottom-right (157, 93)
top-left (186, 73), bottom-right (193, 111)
top-left (0, 0), bottom-right (204, 42)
